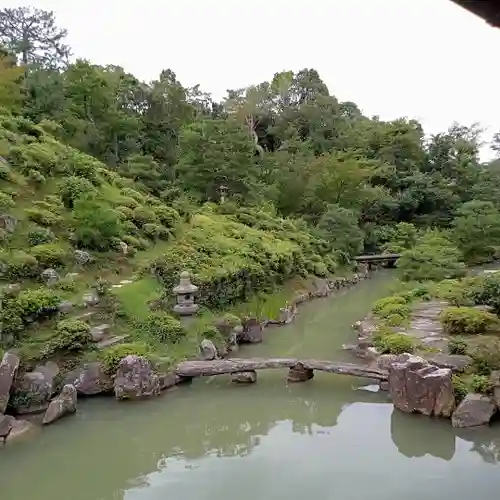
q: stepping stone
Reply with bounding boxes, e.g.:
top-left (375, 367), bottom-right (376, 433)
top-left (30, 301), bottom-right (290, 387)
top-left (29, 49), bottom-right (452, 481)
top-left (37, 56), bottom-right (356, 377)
top-left (96, 335), bottom-right (129, 350)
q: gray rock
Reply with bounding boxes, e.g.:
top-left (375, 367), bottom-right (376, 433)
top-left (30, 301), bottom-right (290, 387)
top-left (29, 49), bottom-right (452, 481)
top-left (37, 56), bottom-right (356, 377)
top-left (232, 371), bottom-right (257, 383)
top-left (0, 214), bottom-right (17, 233)
top-left (42, 384), bottom-right (77, 425)
top-left (452, 393), bottom-right (497, 428)
top-left (82, 291), bottom-right (100, 307)
top-left (388, 354), bottom-right (455, 418)
top-left (57, 300), bottom-right (74, 314)
top-left (90, 324), bottom-right (111, 342)
top-left (114, 355), bottom-right (161, 400)
top-left (63, 362), bottom-right (113, 395)
top-left (40, 268), bottom-right (59, 285)
top-left (240, 317), bottom-right (264, 344)
top-left (0, 352), bottom-right (20, 414)
top-left (10, 368), bottom-right (55, 414)
top-left (74, 250), bottom-right (92, 265)
top-left (426, 354), bottom-right (472, 373)
top-left (200, 339), bottom-right (218, 360)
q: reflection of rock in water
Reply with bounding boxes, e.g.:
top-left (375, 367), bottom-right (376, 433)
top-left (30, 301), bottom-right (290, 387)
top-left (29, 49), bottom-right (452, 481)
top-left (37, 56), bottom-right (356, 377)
top-left (456, 426), bottom-right (500, 465)
top-left (390, 408), bottom-right (456, 461)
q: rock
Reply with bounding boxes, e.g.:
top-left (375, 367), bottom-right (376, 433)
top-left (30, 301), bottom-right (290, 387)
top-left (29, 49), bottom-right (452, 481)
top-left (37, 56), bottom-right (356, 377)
top-left (200, 339), bottom-right (218, 360)
top-left (114, 355), bottom-right (161, 400)
top-left (287, 363), bottom-right (314, 383)
top-left (57, 300), bottom-right (74, 314)
top-left (42, 384), bottom-right (77, 425)
top-left (425, 354), bottom-right (472, 373)
top-left (118, 241), bottom-right (128, 255)
top-left (63, 362), bottom-right (113, 395)
top-left (90, 324), bottom-right (111, 342)
top-left (74, 249), bottom-right (92, 265)
top-left (279, 303), bottom-right (297, 324)
top-left (240, 317), bottom-right (264, 344)
top-left (0, 213), bottom-right (17, 232)
top-left (0, 352), bottom-right (20, 413)
top-left (452, 393), bottom-right (497, 428)
top-left (312, 278), bottom-right (331, 297)
top-left (40, 268), bottom-right (59, 285)
top-left (158, 372), bottom-right (180, 391)
top-left (0, 415), bottom-right (35, 443)
top-left (82, 291), bottom-right (100, 307)
top-left (10, 368), bottom-right (55, 414)
top-left (388, 354), bottom-right (455, 418)
top-left (232, 371), bottom-right (257, 383)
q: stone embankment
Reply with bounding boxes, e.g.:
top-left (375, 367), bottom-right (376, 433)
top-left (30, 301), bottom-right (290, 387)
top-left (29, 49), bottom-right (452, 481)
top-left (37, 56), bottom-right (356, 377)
top-left (347, 300), bottom-right (500, 428)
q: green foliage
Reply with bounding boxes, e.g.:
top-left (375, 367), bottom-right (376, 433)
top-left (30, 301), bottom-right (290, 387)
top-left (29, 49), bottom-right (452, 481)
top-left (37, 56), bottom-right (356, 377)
top-left (452, 375), bottom-right (468, 403)
top-left (440, 306), bottom-right (500, 335)
top-left (373, 332), bottom-right (414, 355)
top-left (471, 374), bottom-right (493, 395)
top-left (138, 313), bottom-right (187, 344)
top-left (101, 343), bottom-right (149, 375)
top-left (448, 337), bottom-right (468, 355)
top-left (397, 232), bottom-right (466, 282)
top-left (29, 243), bottom-right (66, 267)
top-left (72, 195), bottom-right (123, 250)
top-left (471, 339), bottom-right (500, 376)
top-left (41, 319), bottom-right (91, 357)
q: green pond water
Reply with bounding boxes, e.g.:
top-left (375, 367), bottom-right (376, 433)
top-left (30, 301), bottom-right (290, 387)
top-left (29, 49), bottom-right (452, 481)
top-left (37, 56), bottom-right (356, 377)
top-left (2, 271), bottom-right (500, 500)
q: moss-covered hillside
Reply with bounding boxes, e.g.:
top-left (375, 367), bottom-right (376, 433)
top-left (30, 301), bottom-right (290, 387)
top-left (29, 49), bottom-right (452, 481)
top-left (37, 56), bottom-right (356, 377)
top-left (0, 111), bottom-right (338, 372)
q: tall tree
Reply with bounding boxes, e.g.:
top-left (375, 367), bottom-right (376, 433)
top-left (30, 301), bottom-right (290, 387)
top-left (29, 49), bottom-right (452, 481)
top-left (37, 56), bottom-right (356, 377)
top-left (0, 6), bottom-right (70, 67)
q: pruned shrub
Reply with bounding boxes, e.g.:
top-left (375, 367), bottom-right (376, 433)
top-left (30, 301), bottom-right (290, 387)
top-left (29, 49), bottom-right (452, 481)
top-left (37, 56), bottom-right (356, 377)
top-left (373, 332), bottom-right (414, 355)
top-left (448, 337), bottom-right (468, 355)
top-left (30, 243), bottom-right (66, 267)
top-left (440, 306), bottom-right (500, 335)
top-left (101, 342), bottom-right (149, 375)
top-left (139, 313), bottom-right (187, 344)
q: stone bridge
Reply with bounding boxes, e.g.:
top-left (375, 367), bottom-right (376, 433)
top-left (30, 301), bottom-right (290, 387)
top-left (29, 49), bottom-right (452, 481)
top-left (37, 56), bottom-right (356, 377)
top-left (176, 357), bottom-right (388, 382)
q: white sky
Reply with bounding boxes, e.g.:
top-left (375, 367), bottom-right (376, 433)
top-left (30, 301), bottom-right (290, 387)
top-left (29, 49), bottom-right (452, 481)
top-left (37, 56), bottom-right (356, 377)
top-left (5, 0), bottom-right (500, 158)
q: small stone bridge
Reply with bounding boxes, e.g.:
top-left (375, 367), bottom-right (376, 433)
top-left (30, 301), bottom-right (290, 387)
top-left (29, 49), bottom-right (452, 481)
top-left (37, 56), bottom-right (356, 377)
top-left (176, 358), bottom-right (388, 382)
top-left (355, 253), bottom-right (400, 269)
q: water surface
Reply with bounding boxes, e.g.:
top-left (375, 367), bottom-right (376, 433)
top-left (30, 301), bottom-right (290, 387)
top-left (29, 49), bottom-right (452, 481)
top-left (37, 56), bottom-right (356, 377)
top-left (1, 272), bottom-right (500, 500)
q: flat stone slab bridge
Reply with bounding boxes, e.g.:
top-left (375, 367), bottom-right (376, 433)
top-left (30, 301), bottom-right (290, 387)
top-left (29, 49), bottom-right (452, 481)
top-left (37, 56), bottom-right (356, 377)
top-left (176, 358), bottom-right (388, 382)
top-left (355, 253), bottom-right (400, 269)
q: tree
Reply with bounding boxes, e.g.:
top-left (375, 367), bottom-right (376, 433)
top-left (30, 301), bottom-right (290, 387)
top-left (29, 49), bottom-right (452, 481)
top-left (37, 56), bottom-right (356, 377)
top-left (0, 7), bottom-right (70, 67)
top-left (452, 200), bottom-right (500, 263)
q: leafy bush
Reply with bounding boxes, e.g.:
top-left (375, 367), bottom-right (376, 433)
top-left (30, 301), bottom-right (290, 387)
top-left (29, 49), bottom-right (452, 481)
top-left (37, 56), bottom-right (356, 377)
top-left (30, 243), bottom-right (66, 267)
top-left (41, 319), bottom-right (91, 357)
top-left (72, 195), bottom-right (123, 250)
top-left (452, 375), bottom-right (468, 403)
top-left (448, 337), bottom-right (468, 355)
top-left (27, 227), bottom-right (56, 246)
top-left (471, 340), bottom-right (500, 375)
top-left (440, 306), bottom-right (500, 335)
top-left (101, 342), bottom-right (149, 375)
top-left (471, 374), bottom-right (492, 394)
top-left (0, 250), bottom-right (39, 279)
top-left (139, 313), bottom-right (187, 344)
top-left (373, 332), bottom-right (414, 354)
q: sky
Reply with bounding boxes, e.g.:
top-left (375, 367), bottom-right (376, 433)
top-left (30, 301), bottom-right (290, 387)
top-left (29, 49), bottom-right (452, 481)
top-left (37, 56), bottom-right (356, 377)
top-left (4, 0), bottom-right (500, 159)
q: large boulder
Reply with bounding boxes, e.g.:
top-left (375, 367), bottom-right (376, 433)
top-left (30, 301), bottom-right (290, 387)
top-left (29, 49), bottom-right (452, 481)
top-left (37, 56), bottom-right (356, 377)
top-left (388, 354), bottom-right (455, 417)
top-left (240, 317), bottom-right (264, 344)
top-left (200, 339), bottom-right (218, 360)
top-left (114, 355), bottom-right (161, 400)
top-left (10, 367), bottom-right (56, 414)
top-left (62, 362), bottom-right (113, 396)
top-left (42, 384), bottom-right (77, 425)
top-left (452, 393), bottom-right (497, 428)
top-left (0, 352), bottom-right (20, 413)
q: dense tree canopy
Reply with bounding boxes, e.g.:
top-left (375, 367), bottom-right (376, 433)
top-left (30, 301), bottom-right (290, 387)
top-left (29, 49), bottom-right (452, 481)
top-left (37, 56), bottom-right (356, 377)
top-left (2, 6), bottom-right (500, 266)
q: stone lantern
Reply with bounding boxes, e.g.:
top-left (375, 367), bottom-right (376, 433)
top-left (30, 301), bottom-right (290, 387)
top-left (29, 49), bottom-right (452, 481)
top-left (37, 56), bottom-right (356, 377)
top-left (217, 184), bottom-right (228, 204)
top-left (172, 271), bottom-right (199, 316)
